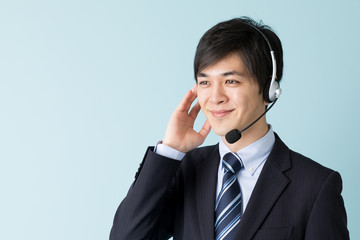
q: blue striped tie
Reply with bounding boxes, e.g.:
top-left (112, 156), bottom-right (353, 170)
top-left (215, 152), bottom-right (244, 240)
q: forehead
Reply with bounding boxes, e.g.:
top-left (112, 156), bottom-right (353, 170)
top-left (197, 53), bottom-right (250, 78)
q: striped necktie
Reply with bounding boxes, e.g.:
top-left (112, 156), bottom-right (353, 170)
top-left (215, 152), bottom-right (244, 240)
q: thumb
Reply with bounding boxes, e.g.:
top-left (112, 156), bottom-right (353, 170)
top-left (198, 120), bottom-right (211, 141)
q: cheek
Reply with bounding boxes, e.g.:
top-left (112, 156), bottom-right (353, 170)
top-left (228, 91), bottom-right (243, 107)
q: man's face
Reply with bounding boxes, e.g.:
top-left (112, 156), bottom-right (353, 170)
top-left (197, 53), bottom-right (267, 137)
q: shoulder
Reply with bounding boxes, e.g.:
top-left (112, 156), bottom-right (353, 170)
top-left (289, 149), bottom-right (342, 186)
top-left (271, 135), bottom-right (345, 205)
top-left (272, 133), bottom-right (339, 182)
top-left (290, 149), bottom-right (333, 173)
top-left (283, 143), bottom-right (343, 197)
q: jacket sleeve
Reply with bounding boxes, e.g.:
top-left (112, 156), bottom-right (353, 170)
top-left (109, 147), bottom-right (181, 240)
top-left (304, 171), bottom-right (349, 239)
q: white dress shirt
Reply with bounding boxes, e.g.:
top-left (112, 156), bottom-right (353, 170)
top-left (217, 126), bottom-right (275, 212)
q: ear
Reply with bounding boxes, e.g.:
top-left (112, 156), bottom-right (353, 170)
top-left (259, 86), bottom-right (270, 106)
top-left (263, 100), bottom-right (270, 106)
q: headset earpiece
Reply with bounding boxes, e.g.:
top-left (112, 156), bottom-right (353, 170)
top-left (264, 79), bottom-right (281, 103)
top-left (248, 26), bottom-right (282, 103)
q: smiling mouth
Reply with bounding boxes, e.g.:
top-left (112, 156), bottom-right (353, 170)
top-left (209, 110), bottom-right (234, 118)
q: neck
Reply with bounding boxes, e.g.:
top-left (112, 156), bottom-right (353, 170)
top-left (222, 118), bottom-right (269, 152)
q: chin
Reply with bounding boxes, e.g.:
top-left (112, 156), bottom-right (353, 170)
top-left (212, 126), bottom-right (230, 137)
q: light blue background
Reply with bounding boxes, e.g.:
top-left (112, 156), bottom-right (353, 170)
top-left (1, 0), bottom-right (359, 239)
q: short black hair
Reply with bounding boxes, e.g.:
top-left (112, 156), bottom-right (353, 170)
top-left (194, 17), bottom-right (283, 94)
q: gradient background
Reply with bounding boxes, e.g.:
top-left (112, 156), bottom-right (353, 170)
top-left (1, 0), bottom-right (359, 239)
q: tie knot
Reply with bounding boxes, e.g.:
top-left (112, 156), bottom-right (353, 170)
top-left (222, 152), bottom-right (243, 174)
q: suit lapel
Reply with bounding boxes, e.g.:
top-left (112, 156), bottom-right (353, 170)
top-left (234, 134), bottom-right (292, 240)
top-left (196, 145), bottom-right (220, 240)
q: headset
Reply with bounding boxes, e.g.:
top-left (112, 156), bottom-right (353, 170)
top-left (249, 24), bottom-right (282, 102)
top-left (225, 23), bottom-right (283, 144)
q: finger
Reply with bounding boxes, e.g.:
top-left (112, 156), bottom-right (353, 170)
top-left (177, 87), bottom-right (197, 112)
top-left (175, 90), bottom-right (191, 111)
top-left (188, 84), bottom-right (198, 105)
top-left (198, 120), bottom-right (211, 139)
top-left (191, 84), bottom-right (197, 95)
top-left (189, 102), bottom-right (201, 120)
top-left (186, 84), bottom-right (198, 108)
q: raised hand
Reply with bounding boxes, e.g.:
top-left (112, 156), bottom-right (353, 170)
top-left (162, 84), bottom-right (211, 153)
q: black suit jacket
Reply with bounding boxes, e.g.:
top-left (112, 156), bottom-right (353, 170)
top-left (110, 134), bottom-right (349, 239)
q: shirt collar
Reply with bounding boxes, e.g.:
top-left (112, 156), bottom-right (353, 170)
top-left (219, 125), bottom-right (275, 175)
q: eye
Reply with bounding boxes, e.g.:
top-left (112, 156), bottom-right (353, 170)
top-left (225, 80), bottom-right (240, 84)
top-left (198, 81), bottom-right (210, 85)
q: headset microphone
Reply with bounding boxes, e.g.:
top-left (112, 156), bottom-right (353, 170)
top-left (224, 23), bottom-right (282, 144)
top-left (225, 98), bottom-right (279, 144)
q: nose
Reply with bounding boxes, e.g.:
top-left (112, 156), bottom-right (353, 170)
top-left (209, 83), bottom-right (228, 104)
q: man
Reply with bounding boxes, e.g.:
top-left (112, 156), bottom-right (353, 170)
top-left (110, 17), bottom-right (349, 239)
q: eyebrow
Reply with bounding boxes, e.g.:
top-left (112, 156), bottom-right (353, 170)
top-left (197, 71), bottom-right (245, 78)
